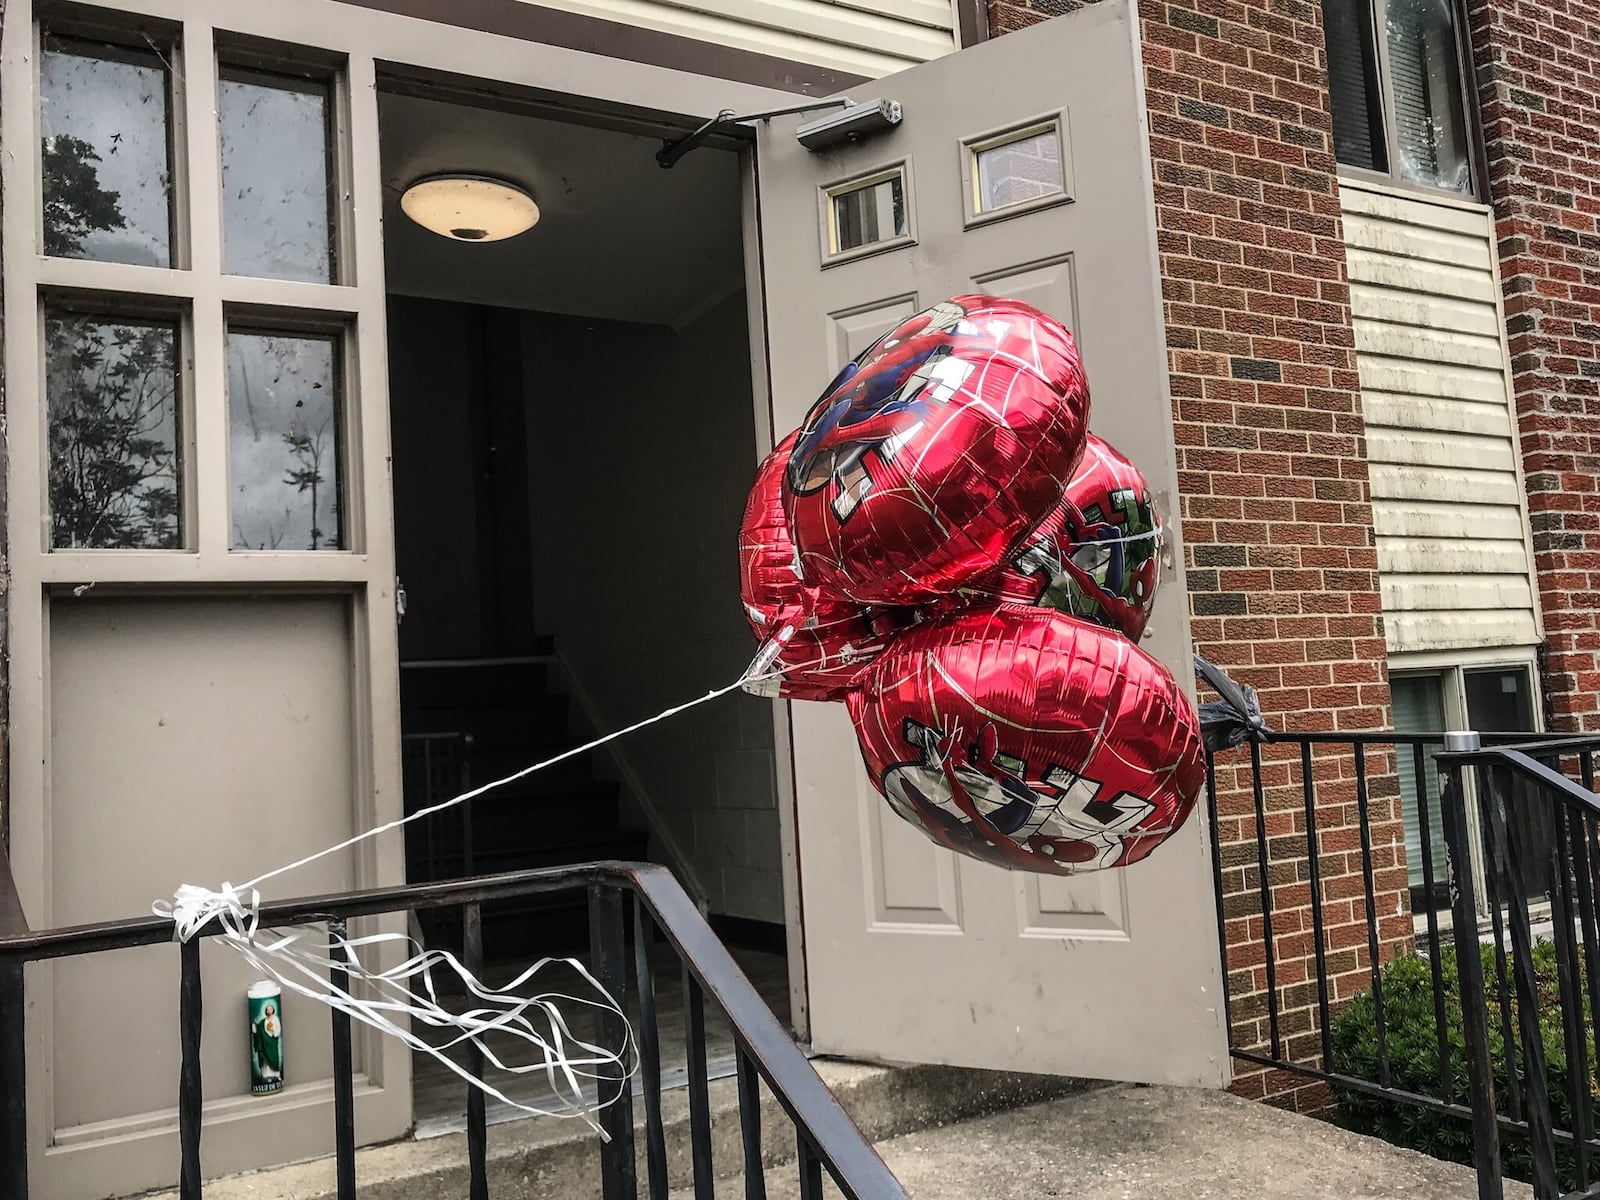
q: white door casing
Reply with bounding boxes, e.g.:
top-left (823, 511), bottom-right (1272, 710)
top-left (756, 0), bottom-right (1229, 1084)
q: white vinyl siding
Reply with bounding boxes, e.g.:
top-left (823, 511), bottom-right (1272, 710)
top-left (1340, 178), bottom-right (1540, 655)
top-left (512, 0), bottom-right (959, 76)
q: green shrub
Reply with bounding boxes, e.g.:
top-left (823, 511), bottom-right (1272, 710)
top-left (1330, 940), bottom-right (1596, 1187)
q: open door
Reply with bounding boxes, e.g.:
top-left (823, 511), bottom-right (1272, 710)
top-left (756, 0), bottom-right (1228, 1085)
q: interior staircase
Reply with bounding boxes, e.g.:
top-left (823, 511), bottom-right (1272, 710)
top-left (398, 644), bottom-right (650, 957)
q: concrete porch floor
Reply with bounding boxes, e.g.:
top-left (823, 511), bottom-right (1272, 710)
top-left (140, 1068), bottom-right (1524, 1200)
top-left (684, 1084), bottom-right (1530, 1200)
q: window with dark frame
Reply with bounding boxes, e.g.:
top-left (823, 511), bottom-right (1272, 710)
top-left (1321, 0), bottom-right (1477, 195)
top-left (1392, 664), bottom-right (1547, 925)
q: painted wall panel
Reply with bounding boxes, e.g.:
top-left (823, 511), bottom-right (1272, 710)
top-left (1341, 179), bottom-right (1539, 656)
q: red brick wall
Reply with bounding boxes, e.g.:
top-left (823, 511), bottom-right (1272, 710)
top-left (985, 0), bottom-right (1408, 1107)
top-left (1468, 0), bottom-right (1600, 734)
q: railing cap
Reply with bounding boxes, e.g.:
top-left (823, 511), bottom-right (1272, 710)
top-left (1442, 730), bottom-right (1482, 753)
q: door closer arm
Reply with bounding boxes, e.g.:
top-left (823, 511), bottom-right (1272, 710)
top-left (656, 97), bottom-right (903, 168)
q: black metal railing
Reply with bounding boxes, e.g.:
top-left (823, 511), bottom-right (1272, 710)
top-left (1212, 729), bottom-right (1600, 1200)
top-left (401, 730), bottom-right (476, 882)
top-left (0, 851), bottom-right (906, 1199)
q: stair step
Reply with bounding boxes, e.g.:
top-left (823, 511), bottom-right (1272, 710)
top-left (399, 657), bottom-right (552, 711)
top-left (156, 1063), bottom-right (1095, 1199)
top-left (405, 787), bottom-right (626, 861)
top-left (420, 830), bottom-right (649, 876)
top-left (402, 702), bottom-right (573, 751)
top-left (460, 751), bottom-right (599, 798)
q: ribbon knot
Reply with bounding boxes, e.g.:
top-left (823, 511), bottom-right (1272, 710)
top-left (158, 881), bottom-right (261, 944)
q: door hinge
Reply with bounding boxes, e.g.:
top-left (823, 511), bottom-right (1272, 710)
top-left (396, 578), bottom-right (407, 623)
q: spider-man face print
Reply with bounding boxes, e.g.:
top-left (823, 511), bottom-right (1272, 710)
top-left (787, 300), bottom-right (977, 523)
top-left (781, 295), bottom-right (1090, 607)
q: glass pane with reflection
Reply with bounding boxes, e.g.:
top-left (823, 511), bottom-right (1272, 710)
top-left (1385, 0), bottom-right (1472, 192)
top-left (229, 331), bottom-right (342, 550)
top-left (220, 68), bottom-right (335, 283)
top-left (46, 311), bottom-right (182, 549)
top-left (40, 34), bottom-right (174, 267)
top-left (832, 174), bottom-right (906, 254)
top-left (975, 128), bottom-right (1063, 212)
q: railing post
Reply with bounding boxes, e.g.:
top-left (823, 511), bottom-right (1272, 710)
top-left (589, 884), bottom-right (636, 1200)
top-left (1440, 736), bottom-right (1503, 1200)
top-left (0, 958), bottom-right (27, 1198)
top-left (463, 902), bottom-right (489, 1200)
top-left (178, 937), bottom-right (204, 1200)
top-left (328, 918), bottom-right (358, 1200)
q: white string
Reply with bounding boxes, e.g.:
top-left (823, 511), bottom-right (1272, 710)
top-left (156, 664), bottom-right (775, 1137)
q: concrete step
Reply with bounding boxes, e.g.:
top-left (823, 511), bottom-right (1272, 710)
top-left (674, 1083), bottom-right (1523, 1200)
top-left (139, 1061), bottom-right (1091, 1200)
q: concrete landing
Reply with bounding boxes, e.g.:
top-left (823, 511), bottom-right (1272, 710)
top-left (685, 1084), bottom-right (1531, 1200)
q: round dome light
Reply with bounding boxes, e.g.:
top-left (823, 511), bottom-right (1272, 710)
top-left (400, 175), bottom-right (539, 242)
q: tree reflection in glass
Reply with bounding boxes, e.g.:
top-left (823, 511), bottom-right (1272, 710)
top-left (40, 34), bottom-right (174, 266)
top-left (46, 313), bottom-right (182, 550)
top-left (229, 332), bottom-right (342, 551)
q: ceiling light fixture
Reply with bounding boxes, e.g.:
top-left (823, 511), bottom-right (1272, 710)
top-left (400, 174), bottom-right (539, 242)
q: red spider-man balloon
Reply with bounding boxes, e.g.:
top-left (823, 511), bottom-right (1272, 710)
top-left (937, 433), bottom-right (1164, 642)
top-left (738, 431), bottom-right (909, 701)
top-left (847, 605), bottom-right (1204, 874)
top-left (784, 296), bottom-right (1090, 607)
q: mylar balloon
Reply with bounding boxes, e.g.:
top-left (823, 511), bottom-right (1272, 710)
top-left (784, 295), bottom-right (1090, 607)
top-left (847, 605), bottom-right (1204, 874)
top-left (944, 434), bottom-right (1164, 642)
top-left (738, 431), bottom-right (905, 701)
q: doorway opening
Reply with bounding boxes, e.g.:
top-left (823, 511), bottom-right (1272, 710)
top-left (378, 87), bottom-right (791, 1133)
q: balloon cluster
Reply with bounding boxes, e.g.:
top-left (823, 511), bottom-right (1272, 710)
top-left (738, 296), bottom-right (1206, 876)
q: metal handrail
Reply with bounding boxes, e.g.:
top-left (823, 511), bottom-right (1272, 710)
top-left (1212, 727), bottom-right (1600, 1200)
top-left (1436, 746), bottom-right (1600, 819)
top-left (0, 855), bottom-right (907, 1200)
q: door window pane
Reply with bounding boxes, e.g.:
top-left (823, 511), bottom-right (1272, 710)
top-left (46, 311), bottom-right (182, 550)
top-left (1392, 674), bottom-right (1448, 914)
top-left (1321, 0), bottom-right (1388, 172)
top-left (974, 126), bottom-right (1064, 212)
top-left (228, 331), bottom-right (342, 550)
top-left (220, 68), bottom-right (335, 283)
top-left (828, 171), bottom-right (907, 255)
top-left (40, 34), bottom-right (174, 266)
top-left (1385, 0), bottom-right (1473, 192)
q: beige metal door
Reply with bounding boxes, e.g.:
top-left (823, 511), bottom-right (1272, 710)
top-left (757, 0), bottom-right (1228, 1084)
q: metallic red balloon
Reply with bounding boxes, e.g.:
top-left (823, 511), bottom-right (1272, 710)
top-left (847, 605), bottom-right (1204, 874)
top-left (940, 434), bottom-right (1164, 642)
top-left (738, 432), bottom-right (906, 702)
top-left (784, 296), bottom-right (1090, 607)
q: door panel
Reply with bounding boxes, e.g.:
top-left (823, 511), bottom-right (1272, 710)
top-left (758, 0), bottom-right (1228, 1084)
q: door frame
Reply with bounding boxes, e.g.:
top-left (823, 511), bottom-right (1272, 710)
top-left (3, 0), bottom-right (815, 1189)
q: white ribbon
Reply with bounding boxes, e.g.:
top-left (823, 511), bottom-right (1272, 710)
top-left (155, 668), bottom-right (776, 1135)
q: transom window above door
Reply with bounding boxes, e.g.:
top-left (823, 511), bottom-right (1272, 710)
top-left (31, 6), bottom-right (358, 559)
top-left (1321, 0), bottom-right (1478, 195)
